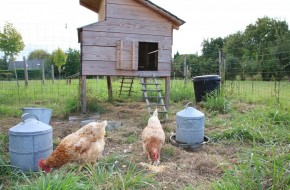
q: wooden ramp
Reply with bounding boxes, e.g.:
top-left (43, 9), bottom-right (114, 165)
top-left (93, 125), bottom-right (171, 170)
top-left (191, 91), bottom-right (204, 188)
top-left (66, 72), bottom-right (80, 85)
top-left (119, 76), bottom-right (135, 97)
top-left (140, 75), bottom-right (167, 116)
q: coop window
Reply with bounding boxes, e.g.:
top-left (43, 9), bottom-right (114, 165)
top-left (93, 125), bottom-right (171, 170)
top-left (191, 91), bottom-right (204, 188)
top-left (138, 42), bottom-right (158, 71)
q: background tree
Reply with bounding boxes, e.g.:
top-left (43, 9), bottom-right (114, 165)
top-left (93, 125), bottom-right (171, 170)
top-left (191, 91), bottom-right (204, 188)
top-left (200, 37), bottom-right (224, 74)
top-left (63, 48), bottom-right (80, 77)
top-left (186, 54), bottom-right (200, 77)
top-left (44, 54), bottom-right (55, 80)
top-left (172, 51), bottom-right (184, 77)
top-left (224, 31), bottom-right (244, 59)
top-left (243, 17), bottom-right (289, 80)
top-left (223, 32), bottom-right (245, 79)
top-left (0, 22), bottom-right (24, 69)
top-left (28, 49), bottom-right (51, 78)
top-left (267, 31), bottom-right (290, 80)
top-left (173, 52), bottom-right (201, 78)
top-left (28, 49), bottom-right (50, 60)
top-left (224, 55), bottom-right (240, 80)
top-left (52, 48), bottom-right (67, 79)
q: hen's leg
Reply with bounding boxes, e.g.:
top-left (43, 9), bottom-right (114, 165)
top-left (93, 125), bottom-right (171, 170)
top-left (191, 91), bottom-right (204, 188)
top-left (92, 160), bottom-right (97, 168)
top-left (77, 163), bottom-right (85, 172)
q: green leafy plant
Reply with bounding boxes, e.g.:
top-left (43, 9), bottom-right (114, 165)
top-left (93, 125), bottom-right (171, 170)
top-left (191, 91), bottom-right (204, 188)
top-left (82, 155), bottom-right (157, 189)
top-left (14, 171), bottom-right (85, 190)
top-left (211, 126), bottom-right (264, 143)
top-left (162, 146), bottom-right (175, 157)
top-left (204, 91), bottom-right (231, 113)
top-left (126, 134), bottom-right (138, 144)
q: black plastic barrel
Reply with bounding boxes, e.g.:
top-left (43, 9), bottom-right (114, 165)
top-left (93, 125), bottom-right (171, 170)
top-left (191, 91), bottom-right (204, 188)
top-left (193, 75), bottom-right (221, 102)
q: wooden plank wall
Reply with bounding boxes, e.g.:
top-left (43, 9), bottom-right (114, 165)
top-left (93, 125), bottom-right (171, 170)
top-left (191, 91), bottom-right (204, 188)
top-left (81, 0), bottom-right (174, 77)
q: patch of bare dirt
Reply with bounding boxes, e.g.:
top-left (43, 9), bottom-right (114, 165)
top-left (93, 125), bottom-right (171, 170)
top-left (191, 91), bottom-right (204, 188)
top-left (0, 101), bottom-right (239, 189)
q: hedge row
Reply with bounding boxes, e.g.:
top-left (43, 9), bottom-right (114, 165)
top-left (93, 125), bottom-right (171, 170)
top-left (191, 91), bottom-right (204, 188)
top-left (0, 70), bottom-right (42, 80)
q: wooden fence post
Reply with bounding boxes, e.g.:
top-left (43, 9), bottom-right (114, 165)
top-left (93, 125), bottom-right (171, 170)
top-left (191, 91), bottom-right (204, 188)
top-left (41, 62), bottom-right (45, 84)
top-left (13, 61), bottom-right (19, 87)
top-left (23, 57), bottom-right (28, 86)
top-left (219, 50), bottom-right (222, 78)
top-left (183, 55), bottom-right (188, 84)
top-left (51, 65), bottom-right (54, 84)
top-left (219, 50), bottom-right (225, 84)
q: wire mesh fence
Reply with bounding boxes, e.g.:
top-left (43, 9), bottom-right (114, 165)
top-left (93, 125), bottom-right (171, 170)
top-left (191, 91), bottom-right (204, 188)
top-left (1, 62), bottom-right (290, 115)
top-left (1, 67), bottom-right (289, 118)
top-left (1, 20), bottom-right (290, 116)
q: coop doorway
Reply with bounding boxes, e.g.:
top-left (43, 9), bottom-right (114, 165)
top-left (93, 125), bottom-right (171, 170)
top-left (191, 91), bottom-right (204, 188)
top-left (138, 42), bottom-right (158, 71)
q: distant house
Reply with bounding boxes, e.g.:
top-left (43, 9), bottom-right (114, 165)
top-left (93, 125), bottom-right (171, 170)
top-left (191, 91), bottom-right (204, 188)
top-left (8, 59), bottom-right (45, 70)
top-left (78, 0), bottom-right (185, 112)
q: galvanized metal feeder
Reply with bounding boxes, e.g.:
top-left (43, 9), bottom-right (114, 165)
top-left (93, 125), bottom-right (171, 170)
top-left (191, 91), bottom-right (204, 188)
top-left (22, 107), bottom-right (52, 125)
top-left (9, 113), bottom-right (53, 171)
top-left (170, 103), bottom-right (210, 149)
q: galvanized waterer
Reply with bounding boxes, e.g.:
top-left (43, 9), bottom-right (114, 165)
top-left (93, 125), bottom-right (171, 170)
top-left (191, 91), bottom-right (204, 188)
top-left (9, 113), bottom-right (53, 171)
top-left (22, 107), bottom-right (52, 125)
top-left (176, 102), bottom-right (205, 146)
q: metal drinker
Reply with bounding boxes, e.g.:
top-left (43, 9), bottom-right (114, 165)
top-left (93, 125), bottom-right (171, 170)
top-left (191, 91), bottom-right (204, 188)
top-left (176, 103), bottom-right (205, 146)
top-left (9, 113), bottom-right (53, 171)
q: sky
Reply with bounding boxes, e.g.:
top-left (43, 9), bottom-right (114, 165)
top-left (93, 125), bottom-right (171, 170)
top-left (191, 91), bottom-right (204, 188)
top-left (1, 0), bottom-right (290, 60)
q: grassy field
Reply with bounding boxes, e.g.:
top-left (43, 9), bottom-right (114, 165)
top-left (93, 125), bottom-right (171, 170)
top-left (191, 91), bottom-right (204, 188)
top-left (1, 78), bottom-right (289, 117)
top-left (0, 78), bottom-right (290, 189)
top-left (224, 80), bottom-right (290, 106)
top-left (0, 78), bottom-right (196, 117)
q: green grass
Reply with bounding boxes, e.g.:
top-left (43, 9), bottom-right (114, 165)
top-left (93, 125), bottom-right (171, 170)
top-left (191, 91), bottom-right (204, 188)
top-left (162, 146), bottom-right (175, 157)
top-left (0, 133), bottom-right (32, 188)
top-left (1, 78), bottom-right (289, 117)
top-left (211, 105), bottom-right (290, 145)
top-left (213, 145), bottom-right (290, 190)
top-left (224, 80), bottom-right (290, 107)
top-left (14, 171), bottom-right (85, 190)
top-left (126, 134), bottom-right (138, 144)
top-left (1, 152), bottom-right (157, 190)
top-left (204, 90), bottom-right (231, 113)
top-left (208, 102), bottom-right (290, 190)
top-left (170, 80), bottom-right (195, 103)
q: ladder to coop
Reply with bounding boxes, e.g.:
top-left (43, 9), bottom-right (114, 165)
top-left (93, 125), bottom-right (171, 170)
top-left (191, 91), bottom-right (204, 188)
top-left (118, 76), bottom-right (135, 97)
top-left (139, 75), bottom-right (168, 116)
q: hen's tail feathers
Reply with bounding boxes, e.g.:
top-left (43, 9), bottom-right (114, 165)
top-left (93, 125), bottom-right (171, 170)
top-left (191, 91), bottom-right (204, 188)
top-left (102, 120), bottom-right (108, 128)
top-left (153, 108), bottom-right (158, 117)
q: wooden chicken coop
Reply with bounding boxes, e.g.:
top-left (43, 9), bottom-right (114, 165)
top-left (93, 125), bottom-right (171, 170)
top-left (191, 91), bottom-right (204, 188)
top-left (78, 0), bottom-right (185, 113)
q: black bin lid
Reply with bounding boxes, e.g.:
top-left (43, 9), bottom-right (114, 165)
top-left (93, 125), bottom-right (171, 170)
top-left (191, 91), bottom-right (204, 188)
top-left (193, 75), bottom-right (221, 81)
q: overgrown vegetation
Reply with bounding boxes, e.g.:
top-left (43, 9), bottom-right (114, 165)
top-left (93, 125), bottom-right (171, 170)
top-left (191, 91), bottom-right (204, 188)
top-left (209, 102), bottom-right (290, 189)
top-left (213, 145), bottom-right (290, 190)
top-left (204, 90), bottom-right (231, 113)
top-left (1, 153), bottom-right (156, 190)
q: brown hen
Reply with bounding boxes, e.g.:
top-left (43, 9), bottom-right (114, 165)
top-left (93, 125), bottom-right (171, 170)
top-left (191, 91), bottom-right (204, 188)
top-left (38, 120), bottom-right (107, 172)
top-left (141, 109), bottom-right (165, 165)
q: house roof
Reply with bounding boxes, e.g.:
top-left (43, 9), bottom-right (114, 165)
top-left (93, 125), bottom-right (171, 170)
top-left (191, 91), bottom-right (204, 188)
top-left (79, 0), bottom-right (185, 29)
top-left (8, 59), bottom-right (45, 70)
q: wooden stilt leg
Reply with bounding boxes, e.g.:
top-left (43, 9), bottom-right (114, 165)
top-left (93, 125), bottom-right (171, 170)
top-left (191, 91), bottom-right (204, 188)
top-left (107, 76), bottom-right (113, 101)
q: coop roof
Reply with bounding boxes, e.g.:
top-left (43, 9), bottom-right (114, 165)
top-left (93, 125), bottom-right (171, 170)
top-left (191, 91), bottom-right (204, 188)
top-left (79, 0), bottom-right (185, 29)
